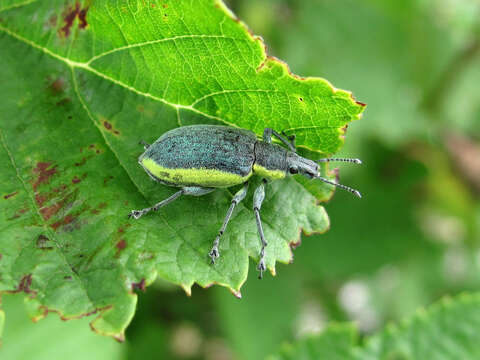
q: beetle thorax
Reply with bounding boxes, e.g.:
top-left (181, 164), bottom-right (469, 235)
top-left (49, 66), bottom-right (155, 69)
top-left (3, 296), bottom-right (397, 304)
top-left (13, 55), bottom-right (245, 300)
top-left (253, 142), bottom-right (288, 180)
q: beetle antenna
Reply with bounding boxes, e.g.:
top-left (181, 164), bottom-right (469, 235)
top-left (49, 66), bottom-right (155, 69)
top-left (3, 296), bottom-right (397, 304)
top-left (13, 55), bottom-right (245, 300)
top-left (317, 158), bottom-right (362, 164)
top-left (315, 175), bottom-right (362, 198)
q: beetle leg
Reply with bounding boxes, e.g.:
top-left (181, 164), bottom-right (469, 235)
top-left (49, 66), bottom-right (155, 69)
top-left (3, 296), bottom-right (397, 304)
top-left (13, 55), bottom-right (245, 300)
top-left (128, 189), bottom-right (184, 219)
top-left (209, 182), bottom-right (249, 264)
top-left (182, 187), bottom-right (215, 197)
top-left (263, 128), bottom-right (296, 152)
top-left (253, 179), bottom-right (268, 279)
top-left (128, 187), bottom-right (213, 219)
top-left (281, 131), bottom-right (296, 149)
top-left (139, 140), bottom-right (150, 150)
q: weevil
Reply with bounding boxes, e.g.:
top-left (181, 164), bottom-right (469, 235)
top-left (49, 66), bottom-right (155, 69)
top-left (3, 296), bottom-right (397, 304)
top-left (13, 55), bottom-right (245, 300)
top-left (128, 125), bottom-right (361, 278)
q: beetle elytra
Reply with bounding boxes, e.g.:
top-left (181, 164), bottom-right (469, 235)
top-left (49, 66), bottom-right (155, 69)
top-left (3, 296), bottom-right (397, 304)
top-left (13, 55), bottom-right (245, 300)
top-left (128, 125), bottom-right (361, 278)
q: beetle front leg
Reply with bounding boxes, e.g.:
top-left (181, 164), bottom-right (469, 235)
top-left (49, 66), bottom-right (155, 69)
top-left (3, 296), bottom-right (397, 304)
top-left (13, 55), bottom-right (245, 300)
top-left (128, 187), bottom-right (213, 219)
top-left (263, 128), bottom-right (296, 152)
top-left (253, 179), bottom-right (268, 279)
top-left (281, 131), bottom-right (296, 150)
top-left (209, 182), bottom-right (249, 264)
top-left (139, 140), bottom-right (150, 150)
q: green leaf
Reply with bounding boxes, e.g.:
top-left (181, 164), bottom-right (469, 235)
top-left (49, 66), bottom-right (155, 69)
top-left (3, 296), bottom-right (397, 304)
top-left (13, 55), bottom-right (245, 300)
top-left (269, 293), bottom-right (480, 360)
top-left (0, 294), bottom-right (124, 359)
top-left (0, 0), bottom-right (364, 339)
top-left (268, 323), bottom-right (357, 360)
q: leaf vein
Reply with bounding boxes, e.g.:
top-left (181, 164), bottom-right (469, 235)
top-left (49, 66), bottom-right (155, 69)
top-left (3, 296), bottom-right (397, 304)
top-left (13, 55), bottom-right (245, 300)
top-left (86, 35), bottom-right (242, 65)
top-left (0, 127), bottom-right (97, 311)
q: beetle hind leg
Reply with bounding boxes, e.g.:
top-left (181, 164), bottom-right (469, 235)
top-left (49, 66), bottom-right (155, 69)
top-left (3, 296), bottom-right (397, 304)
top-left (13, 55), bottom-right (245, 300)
top-left (253, 179), bottom-right (268, 279)
top-left (128, 187), bottom-right (213, 219)
top-left (209, 182), bottom-right (249, 264)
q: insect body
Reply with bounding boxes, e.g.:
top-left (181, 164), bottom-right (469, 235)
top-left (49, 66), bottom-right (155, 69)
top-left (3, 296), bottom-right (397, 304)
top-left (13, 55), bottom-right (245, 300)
top-left (129, 125), bottom-right (361, 278)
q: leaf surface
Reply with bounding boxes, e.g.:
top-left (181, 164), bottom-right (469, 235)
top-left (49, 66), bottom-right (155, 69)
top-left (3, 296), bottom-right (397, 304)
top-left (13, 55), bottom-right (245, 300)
top-left (0, 0), bottom-right (364, 338)
top-left (269, 293), bottom-right (480, 360)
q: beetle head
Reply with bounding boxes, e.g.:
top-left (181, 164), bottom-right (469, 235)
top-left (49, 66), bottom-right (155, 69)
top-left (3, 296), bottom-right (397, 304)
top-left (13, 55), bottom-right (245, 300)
top-left (287, 152), bottom-right (363, 198)
top-left (286, 152), bottom-right (318, 178)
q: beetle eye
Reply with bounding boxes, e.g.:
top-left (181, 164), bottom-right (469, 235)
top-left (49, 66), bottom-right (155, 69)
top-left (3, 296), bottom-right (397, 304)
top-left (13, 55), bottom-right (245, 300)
top-left (289, 167), bottom-right (298, 174)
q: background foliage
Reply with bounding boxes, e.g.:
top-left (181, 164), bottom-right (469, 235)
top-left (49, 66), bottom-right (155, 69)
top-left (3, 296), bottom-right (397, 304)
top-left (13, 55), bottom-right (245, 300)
top-left (2, 0), bottom-right (480, 359)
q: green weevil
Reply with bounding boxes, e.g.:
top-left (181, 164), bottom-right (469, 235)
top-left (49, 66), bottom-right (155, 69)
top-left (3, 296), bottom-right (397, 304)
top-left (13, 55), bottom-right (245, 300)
top-left (128, 125), bottom-right (361, 278)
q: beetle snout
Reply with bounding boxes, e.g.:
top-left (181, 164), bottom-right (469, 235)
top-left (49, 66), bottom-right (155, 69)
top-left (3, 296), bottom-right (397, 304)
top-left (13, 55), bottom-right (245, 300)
top-left (286, 153), bottom-right (318, 178)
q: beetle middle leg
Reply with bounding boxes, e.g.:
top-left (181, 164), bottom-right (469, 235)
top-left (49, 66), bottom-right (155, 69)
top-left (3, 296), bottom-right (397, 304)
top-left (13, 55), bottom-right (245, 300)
top-left (253, 179), bottom-right (268, 279)
top-left (128, 186), bottom-right (214, 219)
top-left (209, 182), bottom-right (249, 264)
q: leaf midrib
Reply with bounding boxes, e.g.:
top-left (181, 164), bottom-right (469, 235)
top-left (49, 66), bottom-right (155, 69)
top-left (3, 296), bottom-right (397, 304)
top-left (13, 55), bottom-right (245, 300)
top-left (0, 25), bottom-right (339, 135)
top-left (0, 14), bottom-right (333, 293)
top-left (1, 23), bottom-right (250, 292)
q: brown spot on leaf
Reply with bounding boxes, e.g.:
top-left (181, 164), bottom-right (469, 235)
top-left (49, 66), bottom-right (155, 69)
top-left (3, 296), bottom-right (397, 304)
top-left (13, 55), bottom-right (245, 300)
top-left (59, 2), bottom-right (89, 37)
top-left (102, 119), bottom-right (121, 136)
top-left (40, 201), bottom-right (64, 221)
top-left (49, 78), bottom-right (65, 94)
top-left (116, 239), bottom-right (126, 251)
top-left (35, 304), bottom-right (112, 325)
top-left (299, 97), bottom-right (304, 102)
top-left (340, 124), bottom-right (349, 140)
top-left (33, 162), bottom-right (58, 191)
top-left (64, 275), bottom-right (73, 280)
top-left (78, 6), bottom-right (88, 29)
top-left (289, 237), bottom-right (302, 250)
top-left (4, 191), bottom-right (18, 199)
top-left (162, 4), bottom-right (168, 8)
top-left (35, 193), bottom-right (47, 207)
top-left (50, 206), bottom-right (85, 231)
top-left (63, 214), bottom-right (74, 225)
top-left (356, 101), bottom-right (367, 107)
top-left (17, 274), bottom-right (34, 294)
top-left (103, 120), bottom-right (112, 130)
top-left (131, 278), bottom-right (146, 292)
top-left (71, 175), bottom-right (84, 184)
top-left (36, 184), bottom-right (71, 221)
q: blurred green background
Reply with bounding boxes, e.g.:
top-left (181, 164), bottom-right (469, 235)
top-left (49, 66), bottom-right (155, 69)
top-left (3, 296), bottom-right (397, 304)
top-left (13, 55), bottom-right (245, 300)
top-left (2, 0), bottom-right (480, 359)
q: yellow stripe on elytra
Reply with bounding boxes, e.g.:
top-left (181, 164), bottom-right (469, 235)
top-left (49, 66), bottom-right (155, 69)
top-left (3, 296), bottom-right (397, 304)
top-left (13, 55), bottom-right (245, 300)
top-left (141, 158), bottom-right (251, 187)
top-left (253, 164), bottom-right (286, 180)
